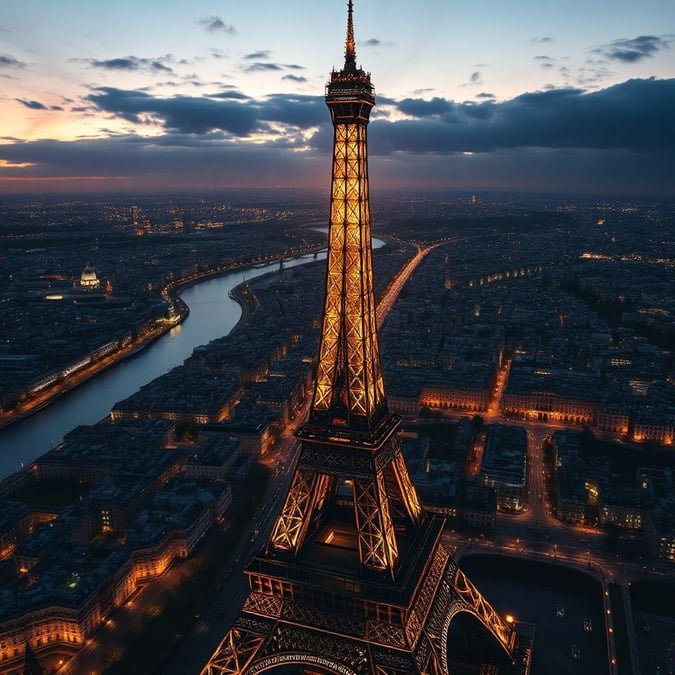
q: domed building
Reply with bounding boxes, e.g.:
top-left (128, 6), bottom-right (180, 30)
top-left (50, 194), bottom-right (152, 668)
top-left (79, 264), bottom-right (101, 291)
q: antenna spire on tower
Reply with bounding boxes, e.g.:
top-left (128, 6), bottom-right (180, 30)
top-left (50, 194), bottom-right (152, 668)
top-left (345, 0), bottom-right (356, 71)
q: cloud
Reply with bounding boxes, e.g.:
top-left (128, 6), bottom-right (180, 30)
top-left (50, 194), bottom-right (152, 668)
top-left (398, 97), bottom-right (454, 117)
top-left (1, 132), bottom-right (671, 197)
top-left (210, 90), bottom-right (251, 100)
top-left (594, 35), bottom-right (672, 63)
top-left (258, 93), bottom-right (324, 128)
top-left (0, 54), bottom-right (26, 68)
top-left (534, 55), bottom-right (555, 69)
top-left (81, 78), bottom-right (675, 156)
top-left (0, 134), bottom-right (329, 193)
top-left (91, 57), bottom-right (138, 70)
top-left (282, 74), bottom-right (308, 83)
top-left (85, 87), bottom-right (325, 135)
top-left (372, 78), bottom-right (675, 156)
top-left (475, 92), bottom-right (495, 100)
top-left (3, 78), bottom-right (673, 196)
top-left (86, 87), bottom-right (258, 135)
top-left (16, 98), bottom-right (48, 110)
top-left (364, 38), bottom-right (382, 47)
top-left (575, 64), bottom-right (614, 87)
top-left (151, 62), bottom-right (172, 73)
top-left (244, 50), bottom-right (271, 60)
top-left (89, 56), bottom-right (174, 74)
top-left (198, 16), bottom-right (237, 35)
top-left (528, 37), bottom-right (553, 45)
top-left (244, 61), bottom-right (304, 74)
top-left (245, 62), bottom-right (283, 73)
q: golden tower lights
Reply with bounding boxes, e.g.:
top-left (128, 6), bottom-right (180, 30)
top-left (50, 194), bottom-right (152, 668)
top-left (202, 4), bottom-right (517, 672)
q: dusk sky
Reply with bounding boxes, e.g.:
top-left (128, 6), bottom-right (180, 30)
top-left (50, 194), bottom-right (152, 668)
top-left (1, 0), bottom-right (674, 196)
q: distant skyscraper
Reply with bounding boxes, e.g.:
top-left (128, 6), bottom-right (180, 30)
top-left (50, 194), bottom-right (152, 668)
top-left (202, 3), bottom-right (518, 673)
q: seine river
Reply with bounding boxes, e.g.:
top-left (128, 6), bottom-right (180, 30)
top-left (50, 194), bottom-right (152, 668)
top-left (0, 237), bottom-right (384, 480)
top-left (0, 252), bottom-right (321, 479)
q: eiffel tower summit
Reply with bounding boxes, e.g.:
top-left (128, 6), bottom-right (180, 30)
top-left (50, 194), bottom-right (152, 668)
top-left (202, 3), bottom-right (528, 673)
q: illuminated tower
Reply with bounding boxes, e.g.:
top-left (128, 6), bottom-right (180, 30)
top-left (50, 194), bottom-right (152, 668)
top-left (202, 3), bottom-right (518, 673)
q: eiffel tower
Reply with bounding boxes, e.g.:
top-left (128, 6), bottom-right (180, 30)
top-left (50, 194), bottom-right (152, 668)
top-left (202, 3), bottom-right (518, 673)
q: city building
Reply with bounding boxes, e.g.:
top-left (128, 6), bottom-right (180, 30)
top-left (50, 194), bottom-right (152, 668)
top-left (0, 417), bottom-right (238, 669)
top-left (78, 264), bottom-right (100, 291)
top-left (480, 425), bottom-right (528, 512)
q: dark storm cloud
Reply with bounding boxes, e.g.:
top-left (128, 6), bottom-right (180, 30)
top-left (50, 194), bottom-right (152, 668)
top-left (595, 35), bottom-right (672, 63)
top-left (373, 78), bottom-right (675, 155)
top-left (398, 97), bottom-right (454, 117)
top-left (4, 130), bottom-right (671, 197)
top-left (370, 79), bottom-right (675, 154)
top-left (67, 78), bottom-right (675, 154)
top-left (4, 78), bottom-right (674, 196)
top-left (371, 95), bottom-right (398, 107)
top-left (371, 146), bottom-right (673, 195)
top-left (0, 54), bottom-right (25, 68)
top-left (198, 16), bottom-right (237, 35)
top-left (74, 77), bottom-right (671, 157)
top-left (85, 87), bottom-right (324, 134)
top-left (86, 87), bottom-right (258, 135)
top-left (0, 134), bottom-right (327, 191)
top-left (258, 94), bottom-right (324, 127)
top-left (16, 98), bottom-right (48, 110)
top-left (89, 56), bottom-right (174, 74)
top-left (244, 51), bottom-right (271, 60)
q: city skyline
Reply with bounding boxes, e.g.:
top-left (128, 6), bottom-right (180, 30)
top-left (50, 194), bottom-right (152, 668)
top-left (1, 0), bottom-right (674, 196)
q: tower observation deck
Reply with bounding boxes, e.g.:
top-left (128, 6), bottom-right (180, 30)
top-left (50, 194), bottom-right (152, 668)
top-left (201, 3), bottom-right (521, 673)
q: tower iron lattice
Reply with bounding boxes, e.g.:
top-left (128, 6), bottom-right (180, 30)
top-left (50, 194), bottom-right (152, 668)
top-left (202, 3), bottom-right (518, 673)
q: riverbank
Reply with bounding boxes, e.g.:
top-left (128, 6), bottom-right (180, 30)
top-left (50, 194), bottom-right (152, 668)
top-left (0, 314), bottom-right (186, 433)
